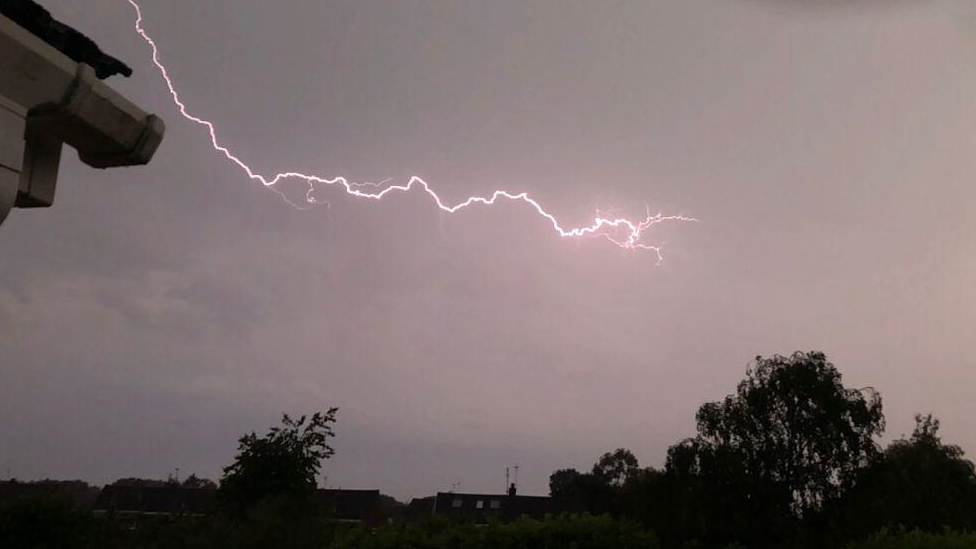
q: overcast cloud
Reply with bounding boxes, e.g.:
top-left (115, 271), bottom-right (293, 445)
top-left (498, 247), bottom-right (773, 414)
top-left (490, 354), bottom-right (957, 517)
top-left (2, 0), bottom-right (975, 500)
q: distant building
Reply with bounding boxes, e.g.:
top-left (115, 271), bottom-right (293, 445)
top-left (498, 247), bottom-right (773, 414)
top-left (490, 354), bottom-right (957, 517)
top-left (405, 495), bottom-right (437, 520)
top-left (93, 485), bottom-right (215, 517)
top-left (317, 489), bottom-right (385, 527)
top-left (432, 484), bottom-right (557, 522)
top-left (0, 479), bottom-right (100, 510)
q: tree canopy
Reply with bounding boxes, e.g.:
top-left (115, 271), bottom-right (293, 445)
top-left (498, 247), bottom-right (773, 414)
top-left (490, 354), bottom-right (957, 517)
top-left (219, 409), bottom-right (337, 517)
top-left (838, 413), bottom-right (976, 535)
top-left (663, 351), bottom-right (884, 546)
top-left (687, 352), bottom-right (883, 511)
top-left (592, 448), bottom-right (640, 487)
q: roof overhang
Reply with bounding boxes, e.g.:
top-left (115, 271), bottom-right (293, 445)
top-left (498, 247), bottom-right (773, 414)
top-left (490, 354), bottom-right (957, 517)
top-left (0, 12), bottom-right (164, 226)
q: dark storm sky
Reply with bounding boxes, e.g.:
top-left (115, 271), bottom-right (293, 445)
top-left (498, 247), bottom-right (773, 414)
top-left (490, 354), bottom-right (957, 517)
top-left (1, 0), bottom-right (975, 500)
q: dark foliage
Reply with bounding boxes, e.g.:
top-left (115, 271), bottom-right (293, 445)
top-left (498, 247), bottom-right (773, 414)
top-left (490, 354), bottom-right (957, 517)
top-left (7, 352), bottom-right (976, 549)
top-left (543, 352), bottom-right (976, 549)
top-left (549, 468), bottom-right (583, 498)
top-left (548, 456), bottom-right (630, 516)
top-left (835, 414), bottom-right (976, 537)
top-left (333, 514), bottom-right (659, 549)
top-left (692, 352), bottom-right (884, 514)
top-left (592, 448), bottom-right (641, 486)
top-left (0, 495), bottom-right (94, 549)
top-left (655, 352), bottom-right (884, 547)
top-left (219, 409), bottom-right (337, 519)
top-left (182, 474), bottom-right (218, 490)
top-left (846, 528), bottom-right (976, 549)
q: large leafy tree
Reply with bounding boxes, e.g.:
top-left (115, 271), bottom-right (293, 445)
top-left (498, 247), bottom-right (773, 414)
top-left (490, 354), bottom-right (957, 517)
top-left (219, 409), bottom-right (337, 517)
top-left (664, 352), bottom-right (884, 546)
top-left (548, 449), bottom-right (642, 515)
top-left (692, 351), bottom-right (883, 513)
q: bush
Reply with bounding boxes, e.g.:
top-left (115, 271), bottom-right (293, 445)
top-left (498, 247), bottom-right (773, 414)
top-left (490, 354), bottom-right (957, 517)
top-left (333, 514), bottom-right (659, 549)
top-left (846, 528), bottom-right (976, 549)
top-left (0, 496), bottom-right (95, 549)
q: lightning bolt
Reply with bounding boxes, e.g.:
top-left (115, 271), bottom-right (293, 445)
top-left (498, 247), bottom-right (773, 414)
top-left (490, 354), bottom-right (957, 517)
top-left (127, 0), bottom-right (695, 259)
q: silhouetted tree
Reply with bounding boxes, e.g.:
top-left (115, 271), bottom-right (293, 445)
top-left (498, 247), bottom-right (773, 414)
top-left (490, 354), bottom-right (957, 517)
top-left (618, 468), bottom-right (672, 537)
top-left (549, 468), bottom-right (582, 498)
top-left (181, 474), bottom-right (217, 490)
top-left (592, 448), bottom-right (640, 487)
top-left (664, 352), bottom-right (885, 547)
top-left (663, 438), bottom-right (766, 547)
top-left (548, 451), bottom-right (642, 515)
top-left (219, 409), bottom-right (337, 518)
top-left (837, 413), bottom-right (976, 536)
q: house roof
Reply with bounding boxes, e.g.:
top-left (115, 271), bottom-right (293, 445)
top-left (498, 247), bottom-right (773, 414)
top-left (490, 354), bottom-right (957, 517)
top-left (93, 485), bottom-right (215, 515)
top-left (0, 0), bottom-right (132, 79)
top-left (316, 489), bottom-right (382, 523)
top-left (434, 492), bottom-right (554, 521)
top-left (92, 485), bottom-right (383, 523)
top-left (0, 480), bottom-right (100, 510)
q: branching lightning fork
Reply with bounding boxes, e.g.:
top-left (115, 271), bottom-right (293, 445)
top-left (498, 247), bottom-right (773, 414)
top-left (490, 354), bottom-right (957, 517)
top-left (127, 0), bottom-right (695, 259)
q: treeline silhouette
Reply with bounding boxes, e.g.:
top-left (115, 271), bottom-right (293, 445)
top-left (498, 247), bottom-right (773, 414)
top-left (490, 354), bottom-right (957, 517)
top-left (546, 352), bottom-right (976, 548)
top-left (1, 351), bottom-right (975, 549)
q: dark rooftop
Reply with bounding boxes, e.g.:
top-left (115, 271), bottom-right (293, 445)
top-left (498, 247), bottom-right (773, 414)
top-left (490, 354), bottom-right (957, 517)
top-left (433, 491), bottom-right (558, 522)
top-left (92, 485), bottom-right (384, 525)
top-left (0, 480), bottom-right (101, 511)
top-left (316, 489), bottom-right (384, 525)
top-left (93, 485), bottom-right (215, 516)
top-left (0, 0), bottom-right (132, 79)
